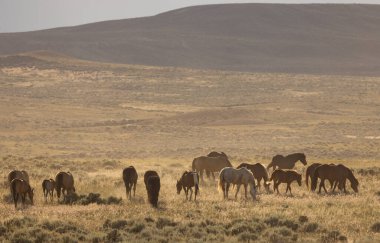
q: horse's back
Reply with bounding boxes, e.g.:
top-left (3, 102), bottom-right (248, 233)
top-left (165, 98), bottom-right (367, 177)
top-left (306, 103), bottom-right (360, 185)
top-left (8, 170), bottom-right (29, 184)
top-left (144, 170), bottom-right (159, 187)
top-left (55, 171), bottom-right (74, 188)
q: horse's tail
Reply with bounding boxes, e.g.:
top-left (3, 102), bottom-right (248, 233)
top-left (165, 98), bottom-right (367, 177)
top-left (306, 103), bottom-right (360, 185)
top-left (218, 170), bottom-right (225, 193)
top-left (311, 168), bottom-right (319, 191)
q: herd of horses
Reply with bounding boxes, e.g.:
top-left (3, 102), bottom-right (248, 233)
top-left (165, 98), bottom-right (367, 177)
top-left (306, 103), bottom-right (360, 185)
top-left (5, 152), bottom-right (359, 209)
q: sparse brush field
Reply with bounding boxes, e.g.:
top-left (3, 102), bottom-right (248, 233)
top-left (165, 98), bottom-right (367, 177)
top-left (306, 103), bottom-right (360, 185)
top-left (0, 52), bottom-right (379, 242)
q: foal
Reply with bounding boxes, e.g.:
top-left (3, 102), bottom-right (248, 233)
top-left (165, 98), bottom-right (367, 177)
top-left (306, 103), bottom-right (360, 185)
top-left (270, 169), bottom-right (302, 195)
top-left (176, 171), bottom-right (200, 201)
top-left (42, 179), bottom-right (56, 202)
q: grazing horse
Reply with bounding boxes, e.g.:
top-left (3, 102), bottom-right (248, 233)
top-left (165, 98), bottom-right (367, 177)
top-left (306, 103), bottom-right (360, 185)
top-left (267, 153), bottom-right (307, 172)
top-left (55, 171), bottom-right (75, 202)
top-left (305, 163), bottom-right (334, 190)
top-left (42, 179), bottom-right (56, 202)
top-left (176, 171), bottom-right (200, 201)
top-left (237, 163), bottom-right (271, 192)
top-left (8, 170), bottom-right (29, 185)
top-left (122, 166), bottom-right (138, 199)
top-left (218, 167), bottom-right (256, 200)
top-left (192, 156), bottom-right (232, 181)
top-left (11, 179), bottom-right (34, 208)
top-left (270, 169), bottom-right (302, 195)
top-left (144, 170), bottom-right (159, 189)
top-left (144, 171), bottom-right (160, 207)
top-left (333, 164), bottom-right (359, 193)
top-left (311, 164), bottom-right (344, 193)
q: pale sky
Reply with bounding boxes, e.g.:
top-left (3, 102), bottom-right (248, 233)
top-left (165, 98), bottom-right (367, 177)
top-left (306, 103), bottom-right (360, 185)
top-left (1, 0), bottom-right (380, 33)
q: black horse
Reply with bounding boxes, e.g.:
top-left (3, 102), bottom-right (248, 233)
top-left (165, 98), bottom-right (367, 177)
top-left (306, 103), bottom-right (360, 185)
top-left (122, 166), bottom-right (138, 200)
top-left (267, 153), bottom-right (307, 172)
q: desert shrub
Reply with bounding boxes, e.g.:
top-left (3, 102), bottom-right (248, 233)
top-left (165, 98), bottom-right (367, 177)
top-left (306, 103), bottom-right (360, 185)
top-left (321, 230), bottom-right (341, 243)
top-left (156, 218), bottom-right (177, 229)
top-left (0, 225), bottom-right (6, 236)
top-left (61, 193), bottom-right (122, 205)
top-left (298, 216), bottom-right (308, 223)
top-left (371, 222), bottom-right (380, 233)
top-left (238, 232), bottom-right (258, 242)
top-left (303, 223), bottom-right (318, 233)
top-left (264, 217), bottom-right (280, 227)
top-left (103, 219), bottom-right (130, 230)
top-left (105, 229), bottom-right (122, 242)
top-left (129, 223), bottom-right (145, 234)
top-left (144, 217), bottom-right (155, 223)
top-left (4, 217), bottom-right (36, 230)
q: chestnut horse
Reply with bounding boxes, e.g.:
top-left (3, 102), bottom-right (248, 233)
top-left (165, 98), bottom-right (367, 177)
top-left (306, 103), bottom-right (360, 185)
top-left (192, 156), bottom-right (232, 181)
top-left (176, 171), bottom-right (199, 201)
top-left (11, 179), bottom-right (34, 208)
top-left (42, 179), bottom-right (56, 202)
top-left (270, 169), bottom-right (302, 195)
top-left (55, 171), bottom-right (75, 202)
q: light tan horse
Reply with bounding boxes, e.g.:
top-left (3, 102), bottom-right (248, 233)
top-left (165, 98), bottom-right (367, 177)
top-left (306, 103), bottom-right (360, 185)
top-left (42, 179), bottom-right (56, 202)
top-left (55, 172), bottom-right (75, 202)
top-left (269, 169), bottom-right (302, 195)
top-left (11, 178), bottom-right (34, 209)
top-left (192, 156), bottom-right (232, 181)
top-left (218, 167), bottom-right (256, 200)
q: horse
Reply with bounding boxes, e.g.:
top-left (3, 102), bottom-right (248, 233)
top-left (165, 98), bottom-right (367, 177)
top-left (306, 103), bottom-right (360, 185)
top-left (55, 171), bottom-right (75, 202)
top-left (218, 167), bottom-right (256, 201)
top-left (176, 171), bottom-right (199, 201)
top-left (205, 151), bottom-right (228, 179)
top-left (267, 153), bottom-right (307, 172)
top-left (8, 170), bottom-right (29, 185)
top-left (311, 164), bottom-right (343, 193)
top-left (122, 166), bottom-right (138, 199)
top-left (333, 164), bottom-right (359, 193)
top-left (269, 169), bottom-right (302, 195)
top-left (144, 170), bottom-right (159, 189)
top-left (42, 179), bottom-right (56, 202)
top-left (236, 163), bottom-right (271, 192)
top-left (144, 171), bottom-right (160, 207)
top-left (192, 156), bottom-right (232, 181)
top-left (10, 179), bottom-right (34, 208)
top-left (305, 163), bottom-right (334, 190)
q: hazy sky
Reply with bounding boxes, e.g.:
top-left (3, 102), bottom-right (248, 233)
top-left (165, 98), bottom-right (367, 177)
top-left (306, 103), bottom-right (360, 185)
top-left (1, 0), bottom-right (380, 33)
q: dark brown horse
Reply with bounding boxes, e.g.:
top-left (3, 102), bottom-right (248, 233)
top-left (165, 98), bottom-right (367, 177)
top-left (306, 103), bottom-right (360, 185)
top-left (267, 153), bottom-right (307, 172)
top-left (176, 171), bottom-right (200, 201)
top-left (42, 179), bottom-right (56, 202)
top-left (55, 171), bottom-right (75, 202)
top-left (122, 166), bottom-right (138, 199)
top-left (237, 163), bottom-right (270, 192)
top-left (269, 169), bottom-right (302, 195)
top-left (144, 171), bottom-right (160, 207)
top-left (305, 163), bottom-right (334, 190)
top-left (333, 164), bottom-right (359, 193)
top-left (192, 155), bottom-right (232, 180)
top-left (11, 179), bottom-right (34, 208)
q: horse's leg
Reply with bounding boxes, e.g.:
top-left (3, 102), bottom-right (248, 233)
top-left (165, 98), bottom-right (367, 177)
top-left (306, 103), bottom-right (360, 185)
top-left (288, 184), bottom-right (292, 196)
top-left (133, 182), bottom-right (137, 197)
top-left (185, 188), bottom-right (188, 200)
top-left (244, 184), bottom-right (248, 199)
top-left (332, 181), bottom-right (338, 192)
top-left (318, 179), bottom-right (324, 193)
top-left (50, 190), bottom-right (53, 202)
top-left (226, 183), bottom-right (230, 199)
top-left (285, 183), bottom-right (289, 194)
top-left (212, 172), bottom-right (215, 180)
top-left (257, 179), bottom-right (261, 191)
top-left (14, 193), bottom-right (18, 209)
top-left (189, 188), bottom-right (193, 201)
top-left (21, 194), bottom-right (26, 208)
top-left (235, 184), bottom-right (241, 200)
top-left (322, 180), bottom-right (328, 194)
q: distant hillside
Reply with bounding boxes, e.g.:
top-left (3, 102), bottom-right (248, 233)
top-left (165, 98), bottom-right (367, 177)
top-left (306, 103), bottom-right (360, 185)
top-left (1, 4), bottom-right (380, 75)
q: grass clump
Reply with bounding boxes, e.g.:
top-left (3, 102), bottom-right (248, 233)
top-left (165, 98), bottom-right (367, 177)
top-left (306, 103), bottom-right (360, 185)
top-left (371, 222), bottom-right (380, 233)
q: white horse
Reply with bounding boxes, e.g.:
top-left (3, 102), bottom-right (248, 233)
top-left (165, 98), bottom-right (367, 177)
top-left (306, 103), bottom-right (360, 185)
top-left (218, 167), bottom-right (256, 200)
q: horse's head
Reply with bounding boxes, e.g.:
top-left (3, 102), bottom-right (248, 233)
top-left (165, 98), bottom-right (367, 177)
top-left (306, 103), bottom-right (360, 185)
top-left (29, 188), bottom-right (34, 205)
top-left (176, 180), bottom-right (182, 194)
top-left (300, 153), bottom-right (307, 165)
top-left (351, 177), bottom-right (359, 193)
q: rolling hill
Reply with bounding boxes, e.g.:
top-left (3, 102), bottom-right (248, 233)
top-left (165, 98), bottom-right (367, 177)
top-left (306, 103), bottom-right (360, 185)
top-left (1, 4), bottom-right (380, 75)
